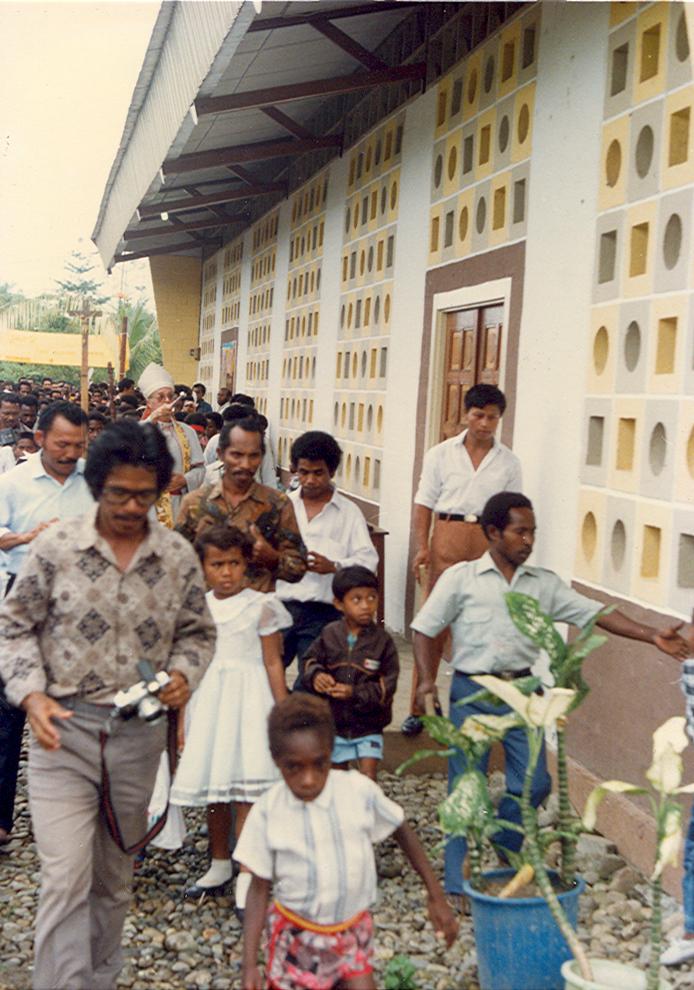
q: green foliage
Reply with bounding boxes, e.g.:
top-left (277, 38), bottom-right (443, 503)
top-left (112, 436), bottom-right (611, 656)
top-left (0, 282), bottom-right (24, 310)
top-left (384, 954), bottom-right (417, 990)
top-left (55, 249), bottom-right (109, 306)
top-left (110, 296), bottom-right (162, 381)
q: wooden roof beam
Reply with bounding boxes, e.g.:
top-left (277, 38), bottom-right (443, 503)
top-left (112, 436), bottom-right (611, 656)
top-left (163, 135), bottom-right (342, 176)
top-left (247, 2), bottom-right (418, 33)
top-left (138, 183), bottom-right (285, 219)
top-left (260, 106), bottom-right (314, 140)
top-left (311, 18), bottom-right (388, 71)
top-left (124, 215), bottom-right (244, 240)
top-left (195, 63), bottom-right (426, 116)
top-left (114, 241), bottom-right (209, 264)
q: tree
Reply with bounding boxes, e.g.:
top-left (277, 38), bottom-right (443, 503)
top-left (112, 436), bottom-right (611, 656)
top-left (110, 296), bottom-right (163, 381)
top-left (0, 282), bottom-right (24, 311)
top-left (55, 248), bottom-right (109, 308)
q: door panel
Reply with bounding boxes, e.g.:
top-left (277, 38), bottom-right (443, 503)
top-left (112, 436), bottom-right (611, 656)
top-left (438, 305), bottom-right (503, 441)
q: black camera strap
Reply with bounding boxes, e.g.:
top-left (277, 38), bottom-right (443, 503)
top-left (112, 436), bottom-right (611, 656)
top-left (98, 709), bottom-right (179, 856)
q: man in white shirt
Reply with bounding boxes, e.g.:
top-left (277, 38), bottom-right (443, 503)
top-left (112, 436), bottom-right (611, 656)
top-left (402, 384), bottom-right (523, 735)
top-left (0, 402), bottom-right (94, 846)
top-left (276, 431), bottom-right (378, 687)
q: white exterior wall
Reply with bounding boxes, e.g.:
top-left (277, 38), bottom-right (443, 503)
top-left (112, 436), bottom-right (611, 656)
top-left (513, 1), bottom-right (610, 579)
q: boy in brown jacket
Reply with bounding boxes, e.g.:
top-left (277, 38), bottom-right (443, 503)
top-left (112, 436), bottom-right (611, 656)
top-left (304, 565), bottom-right (399, 780)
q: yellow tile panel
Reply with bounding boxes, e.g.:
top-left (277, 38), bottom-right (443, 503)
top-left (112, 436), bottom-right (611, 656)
top-left (498, 20), bottom-right (521, 99)
top-left (511, 82), bottom-right (535, 164)
top-left (662, 84), bottom-right (694, 191)
top-left (462, 50), bottom-right (482, 122)
top-left (623, 200), bottom-right (657, 298)
top-left (587, 305), bottom-right (619, 394)
top-left (574, 490), bottom-right (609, 584)
top-left (647, 294), bottom-right (687, 395)
top-left (475, 108), bottom-right (496, 182)
top-left (631, 502), bottom-right (672, 607)
top-left (633, 3), bottom-right (669, 106)
top-left (609, 398), bottom-right (645, 493)
top-left (599, 115), bottom-right (630, 212)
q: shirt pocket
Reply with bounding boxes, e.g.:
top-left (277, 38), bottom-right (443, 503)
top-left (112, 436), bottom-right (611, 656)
top-left (462, 605), bottom-right (493, 646)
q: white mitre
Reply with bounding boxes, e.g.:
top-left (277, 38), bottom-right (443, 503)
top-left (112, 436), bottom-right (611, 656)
top-left (138, 363), bottom-right (175, 398)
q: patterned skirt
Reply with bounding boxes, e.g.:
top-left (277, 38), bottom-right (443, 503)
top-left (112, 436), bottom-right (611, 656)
top-left (266, 901), bottom-right (374, 990)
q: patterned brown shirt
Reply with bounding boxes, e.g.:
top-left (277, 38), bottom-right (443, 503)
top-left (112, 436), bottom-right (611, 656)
top-left (0, 508), bottom-right (216, 707)
top-left (175, 479), bottom-right (307, 592)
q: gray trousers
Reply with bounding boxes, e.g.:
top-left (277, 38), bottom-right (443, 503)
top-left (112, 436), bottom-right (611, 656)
top-left (28, 709), bottom-right (166, 990)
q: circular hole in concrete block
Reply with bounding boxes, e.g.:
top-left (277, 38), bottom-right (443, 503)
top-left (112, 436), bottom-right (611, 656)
top-left (649, 421), bottom-right (667, 475)
top-left (434, 154), bottom-right (443, 188)
top-left (498, 115), bottom-right (510, 153)
top-left (663, 213), bottom-right (682, 270)
top-left (459, 206), bottom-right (469, 241)
top-left (582, 512), bottom-right (597, 562)
top-left (476, 196), bottom-right (487, 234)
top-left (688, 427), bottom-right (694, 479)
top-left (624, 320), bottom-right (641, 372)
top-left (593, 326), bottom-right (609, 374)
top-left (635, 125), bottom-right (654, 178)
top-left (605, 139), bottom-right (621, 187)
top-left (676, 11), bottom-right (690, 62)
top-left (467, 67), bottom-right (478, 104)
top-left (484, 55), bottom-right (495, 93)
top-left (447, 145), bottom-right (457, 181)
top-left (611, 519), bottom-right (626, 572)
top-left (517, 104), bottom-right (530, 144)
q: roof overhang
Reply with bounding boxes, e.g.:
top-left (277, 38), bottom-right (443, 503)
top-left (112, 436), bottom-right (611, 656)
top-left (92, 0), bottom-right (430, 269)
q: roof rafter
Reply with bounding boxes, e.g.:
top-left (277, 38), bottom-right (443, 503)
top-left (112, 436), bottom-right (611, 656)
top-left (124, 215), bottom-right (244, 240)
top-left (114, 241), bottom-right (211, 264)
top-left (311, 17), bottom-right (388, 71)
top-left (260, 106), bottom-right (314, 140)
top-left (195, 63), bottom-right (426, 117)
top-left (163, 135), bottom-right (342, 175)
top-left (247, 2), bottom-right (419, 33)
top-left (138, 183), bottom-right (285, 219)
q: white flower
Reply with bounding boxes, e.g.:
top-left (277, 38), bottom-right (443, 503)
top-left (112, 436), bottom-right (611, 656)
top-left (647, 717), bottom-right (689, 794)
top-left (471, 675), bottom-right (575, 728)
top-left (582, 781), bottom-right (646, 832)
top-left (653, 807), bottom-right (683, 880)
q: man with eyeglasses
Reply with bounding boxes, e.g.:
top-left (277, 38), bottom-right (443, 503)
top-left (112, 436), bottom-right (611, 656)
top-left (0, 420), bottom-right (216, 990)
top-left (0, 401), bottom-right (93, 849)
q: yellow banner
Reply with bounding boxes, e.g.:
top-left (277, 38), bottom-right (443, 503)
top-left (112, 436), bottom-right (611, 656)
top-left (0, 329), bottom-right (126, 368)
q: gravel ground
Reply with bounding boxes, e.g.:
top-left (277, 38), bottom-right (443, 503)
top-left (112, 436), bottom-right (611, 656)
top-left (2, 745), bottom-right (693, 990)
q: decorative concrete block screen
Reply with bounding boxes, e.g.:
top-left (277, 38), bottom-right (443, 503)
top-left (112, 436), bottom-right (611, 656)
top-left (246, 210), bottom-right (279, 416)
top-left (577, 1), bottom-right (694, 614)
top-left (276, 173), bottom-right (328, 471)
top-left (428, 4), bottom-right (540, 270)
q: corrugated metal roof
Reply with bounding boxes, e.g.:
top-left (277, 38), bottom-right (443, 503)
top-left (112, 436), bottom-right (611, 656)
top-left (92, 0), bottom-right (252, 267)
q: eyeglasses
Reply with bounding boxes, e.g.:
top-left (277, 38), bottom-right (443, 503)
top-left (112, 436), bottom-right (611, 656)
top-left (102, 486), bottom-right (159, 507)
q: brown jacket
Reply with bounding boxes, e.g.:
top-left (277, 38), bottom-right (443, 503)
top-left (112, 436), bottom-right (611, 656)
top-left (304, 620), bottom-right (399, 738)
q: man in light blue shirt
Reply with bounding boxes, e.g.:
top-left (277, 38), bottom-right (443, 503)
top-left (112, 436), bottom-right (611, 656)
top-left (412, 491), bottom-right (693, 900)
top-left (0, 401), bottom-right (93, 845)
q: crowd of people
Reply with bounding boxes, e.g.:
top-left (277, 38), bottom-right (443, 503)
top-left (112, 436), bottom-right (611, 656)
top-left (0, 365), bottom-right (693, 989)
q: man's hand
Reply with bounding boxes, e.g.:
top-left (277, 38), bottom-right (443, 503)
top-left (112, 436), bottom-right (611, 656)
top-left (22, 692), bottom-right (73, 750)
top-left (414, 678), bottom-right (439, 716)
top-left (159, 670), bottom-right (190, 710)
top-left (168, 473), bottom-right (187, 495)
top-left (242, 965), bottom-right (263, 990)
top-left (313, 672), bottom-right (336, 694)
top-left (307, 551), bottom-right (335, 574)
top-left (327, 683), bottom-right (353, 700)
top-left (412, 546), bottom-right (430, 581)
top-left (427, 893), bottom-right (459, 948)
top-left (653, 623), bottom-right (693, 661)
top-left (146, 402), bottom-right (176, 424)
top-left (250, 524), bottom-right (279, 568)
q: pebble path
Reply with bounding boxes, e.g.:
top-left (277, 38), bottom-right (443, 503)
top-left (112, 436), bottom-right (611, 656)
top-left (1, 750), bottom-right (693, 989)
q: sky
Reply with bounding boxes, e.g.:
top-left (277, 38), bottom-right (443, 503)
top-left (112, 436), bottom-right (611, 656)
top-left (0, 0), bottom-right (160, 301)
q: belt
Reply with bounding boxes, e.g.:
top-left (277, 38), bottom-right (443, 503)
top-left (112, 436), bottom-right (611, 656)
top-left (59, 697), bottom-right (113, 719)
top-left (464, 667), bottom-right (533, 681)
top-left (437, 513), bottom-right (480, 523)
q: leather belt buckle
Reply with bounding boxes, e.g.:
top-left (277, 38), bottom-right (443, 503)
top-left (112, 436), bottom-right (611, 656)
top-left (463, 513), bottom-right (479, 524)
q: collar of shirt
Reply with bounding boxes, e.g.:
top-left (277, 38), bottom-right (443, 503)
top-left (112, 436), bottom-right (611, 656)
top-left (284, 771), bottom-right (335, 811)
top-left (74, 504), bottom-right (167, 562)
top-left (29, 453), bottom-right (85, 482)
top-left (474, 550), bottom-right (538, 586)
top-left (455, 429), bottom-right (500, 463)
top-left (208, 478), bottom-right (263, 506)
top-left (290, 486), bottom-right (342, 521)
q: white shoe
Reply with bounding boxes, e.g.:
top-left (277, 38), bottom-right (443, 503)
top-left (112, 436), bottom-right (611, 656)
top-left (661, 936), bottom-right (694, 966)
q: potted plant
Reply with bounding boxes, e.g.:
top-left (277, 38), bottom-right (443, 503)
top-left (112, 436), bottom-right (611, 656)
top-left (561, 716), bottom-right (691, 990)
top-left (398, 677), bottom-right (587, 990)
top-left (397, 594), bottom-right (613, 990)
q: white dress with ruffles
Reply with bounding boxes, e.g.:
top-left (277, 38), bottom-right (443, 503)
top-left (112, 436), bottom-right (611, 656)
top-left (170, 588), bottom-right (291, 806)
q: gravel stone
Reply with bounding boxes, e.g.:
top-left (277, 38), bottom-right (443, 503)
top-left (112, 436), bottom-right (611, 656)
top-left (1, 739), bottom-right (692, 989)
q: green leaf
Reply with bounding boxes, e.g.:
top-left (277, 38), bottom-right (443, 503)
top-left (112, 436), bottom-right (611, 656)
top-left (395, 747), bottom-right (456, 775)
top-left (505, 592), bottom-right (567, 668)
top-left (439, 770), bottom-right (495, 837)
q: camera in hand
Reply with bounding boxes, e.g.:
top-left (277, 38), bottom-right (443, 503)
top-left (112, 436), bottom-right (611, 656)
top-left (111, 660), bottom-right (171, 722)
top-left (0, 427), bottom-right (19, 447)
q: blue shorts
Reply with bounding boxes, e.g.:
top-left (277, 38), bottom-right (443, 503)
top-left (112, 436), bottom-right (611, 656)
top-left (332, 733), bottom-right (383, 764)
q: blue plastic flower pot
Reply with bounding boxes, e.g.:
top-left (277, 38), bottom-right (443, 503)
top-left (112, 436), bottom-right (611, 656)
top-left (463, 868), bottom-right (586, 990)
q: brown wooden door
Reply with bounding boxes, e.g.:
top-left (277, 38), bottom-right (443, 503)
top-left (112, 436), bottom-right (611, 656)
top-left (439, 304), bottom-right (503, 441)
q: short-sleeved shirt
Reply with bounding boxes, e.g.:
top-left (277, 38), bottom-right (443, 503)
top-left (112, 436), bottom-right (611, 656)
top-left (414, 431), bottom-right (522, 515)
top-left (411, 551), bottom-right (602, 674)
top-left (234, 769), bottom-right (404, 925)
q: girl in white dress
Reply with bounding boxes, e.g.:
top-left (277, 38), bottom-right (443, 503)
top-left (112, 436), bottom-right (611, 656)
top-left (170, 525), bottom-right (290, 910)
